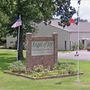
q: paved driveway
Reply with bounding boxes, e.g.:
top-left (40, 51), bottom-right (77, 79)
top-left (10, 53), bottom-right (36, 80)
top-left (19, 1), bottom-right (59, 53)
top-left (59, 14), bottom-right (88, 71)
top-left (58, 50), bottom-right (90, 61)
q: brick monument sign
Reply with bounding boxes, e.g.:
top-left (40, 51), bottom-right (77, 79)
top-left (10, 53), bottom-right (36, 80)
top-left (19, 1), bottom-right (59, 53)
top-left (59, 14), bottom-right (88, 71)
top-left (26, 32), bottom-right (58, 70)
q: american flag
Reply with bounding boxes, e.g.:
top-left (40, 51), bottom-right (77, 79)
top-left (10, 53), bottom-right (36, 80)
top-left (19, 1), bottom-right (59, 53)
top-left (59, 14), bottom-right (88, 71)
top-left (11, 17), bottom-right (22, 28)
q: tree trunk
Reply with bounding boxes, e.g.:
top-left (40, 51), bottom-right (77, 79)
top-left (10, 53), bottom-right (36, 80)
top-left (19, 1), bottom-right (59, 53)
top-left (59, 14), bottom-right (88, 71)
top-left (17, 0), bottom-right (24, 60)
top-left (17, 26), bottom-right (24, 60)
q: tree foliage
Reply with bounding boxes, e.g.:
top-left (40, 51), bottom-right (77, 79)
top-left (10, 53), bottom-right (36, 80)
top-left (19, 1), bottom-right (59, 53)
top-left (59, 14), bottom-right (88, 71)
top-left (0, 0), bottom-right (76, 31)
top-left (0, 0), bottom-right (76, 60)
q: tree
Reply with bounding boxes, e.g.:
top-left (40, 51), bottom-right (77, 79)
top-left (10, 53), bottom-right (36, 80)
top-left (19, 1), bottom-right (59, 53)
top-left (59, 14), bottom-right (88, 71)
top-left (0, 10), bottom-right (9, 45)
top-left (0, 0), bottom-right (76, 60)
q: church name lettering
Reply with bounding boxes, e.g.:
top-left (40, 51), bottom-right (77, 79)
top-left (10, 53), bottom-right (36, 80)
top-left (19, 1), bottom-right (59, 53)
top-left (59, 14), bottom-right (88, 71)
top-left (32, 41), bottom-right (54, 56)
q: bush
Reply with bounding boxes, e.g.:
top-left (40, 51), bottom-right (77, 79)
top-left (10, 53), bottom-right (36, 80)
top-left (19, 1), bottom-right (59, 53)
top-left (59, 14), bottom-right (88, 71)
top-left (79, 42), bottom-right (84, 50)
top-left (72, 43), bottom-right (78, 50)
top-left (53, 62), bottom-right (76, 74)
top-left (30, 65), bottom-right (49, 78)
top-left (9, 61), bottom-right (26, 73)
top-left (32, 65), bottom-right (45, 73)
top-left (72, 42), bottom-right (84, 50)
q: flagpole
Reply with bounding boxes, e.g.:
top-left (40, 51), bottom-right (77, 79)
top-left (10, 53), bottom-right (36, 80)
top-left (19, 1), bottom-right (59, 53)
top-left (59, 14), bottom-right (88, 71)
top-left (17, 15), bottom-right (21, 61)
top-left (77, 16), bottom-right (80, 82)
top-left (76, 0), bottom-right (81, 82)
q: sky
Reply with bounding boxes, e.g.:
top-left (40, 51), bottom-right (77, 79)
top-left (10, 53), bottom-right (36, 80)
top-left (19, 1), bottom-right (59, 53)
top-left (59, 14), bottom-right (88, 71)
top-left (71, 0), bottom-right (90, 22)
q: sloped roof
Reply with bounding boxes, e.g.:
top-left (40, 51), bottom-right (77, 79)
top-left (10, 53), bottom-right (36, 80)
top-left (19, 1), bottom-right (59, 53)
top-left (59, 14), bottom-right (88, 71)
top-left (50, 20), bottom-right (90, 33)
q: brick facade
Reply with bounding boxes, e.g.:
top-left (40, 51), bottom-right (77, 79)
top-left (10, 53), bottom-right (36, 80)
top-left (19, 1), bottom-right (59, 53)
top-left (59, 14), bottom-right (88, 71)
top-left (26, 32), bottom-right (58, 70)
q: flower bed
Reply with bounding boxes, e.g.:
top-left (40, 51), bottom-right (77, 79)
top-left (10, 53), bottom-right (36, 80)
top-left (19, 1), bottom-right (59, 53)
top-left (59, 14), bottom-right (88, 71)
top-left (4, 61), bottom-right (83, 80)
top-left (4, 70), bottom-right (83, 80)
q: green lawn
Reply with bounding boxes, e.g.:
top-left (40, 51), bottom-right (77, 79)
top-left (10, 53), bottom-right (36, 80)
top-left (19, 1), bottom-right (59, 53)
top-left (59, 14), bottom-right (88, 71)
top-left (0, 49), bottom-right (90, 90)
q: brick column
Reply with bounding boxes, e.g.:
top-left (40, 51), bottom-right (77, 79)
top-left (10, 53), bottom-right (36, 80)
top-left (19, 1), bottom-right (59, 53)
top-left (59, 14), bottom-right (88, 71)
top-left (52, 32), bottom-right (58, 63)
top-left (26, 33), bottom-right (32, 70)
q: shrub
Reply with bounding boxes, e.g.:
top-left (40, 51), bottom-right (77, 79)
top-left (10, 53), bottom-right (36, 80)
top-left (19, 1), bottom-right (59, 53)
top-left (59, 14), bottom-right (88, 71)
top-left (30, 65), bottom-right (49, 78)
top-left (79, 42), bottom-right (84, 50)
top-left (9, 61), bottom-right (26, 73)
top-left (72, 43), bottom-right (78, 50)
top-left (32, 65), bottom-right (45, 73)
top-left (53, 62), bottom-right (76, 74)
top-left (72, 42), bottom-right (84, 50)
top-left (65, 63), bottom-right (75, 74)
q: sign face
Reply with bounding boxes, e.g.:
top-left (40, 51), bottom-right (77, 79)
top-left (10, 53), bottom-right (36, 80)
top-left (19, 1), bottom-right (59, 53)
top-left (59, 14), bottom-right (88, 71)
top-left (32, 41), bottom-right (54, 56)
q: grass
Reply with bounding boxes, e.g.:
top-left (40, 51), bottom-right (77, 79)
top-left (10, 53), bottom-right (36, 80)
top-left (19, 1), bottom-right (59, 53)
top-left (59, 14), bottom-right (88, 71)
top-left (0, 49), bottom-right (90, 90)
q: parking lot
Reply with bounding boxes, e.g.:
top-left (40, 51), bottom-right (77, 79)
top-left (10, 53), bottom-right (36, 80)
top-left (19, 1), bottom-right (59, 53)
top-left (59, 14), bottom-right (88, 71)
top-left (58, 50), bottom-right (90, 61)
